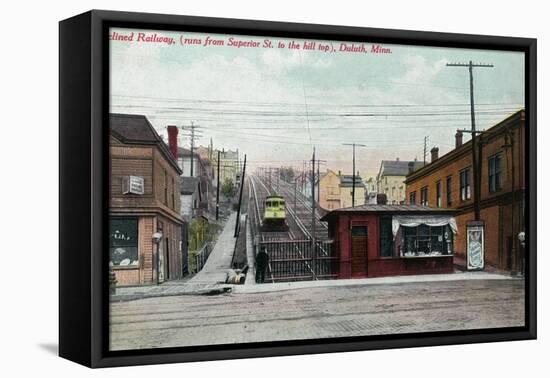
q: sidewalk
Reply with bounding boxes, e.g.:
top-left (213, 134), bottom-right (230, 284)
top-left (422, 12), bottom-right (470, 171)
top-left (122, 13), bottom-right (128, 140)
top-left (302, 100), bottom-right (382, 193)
top-left (231, 270), bottom-right (520, 294)
top-left (453, 255), bottom-right (512, 275)
top-left (187, 212), bottom-right (238, 285)
top-left (112, 215), bottom-right (521, 301)
top-left (111, 212), bottom-right (238, 302)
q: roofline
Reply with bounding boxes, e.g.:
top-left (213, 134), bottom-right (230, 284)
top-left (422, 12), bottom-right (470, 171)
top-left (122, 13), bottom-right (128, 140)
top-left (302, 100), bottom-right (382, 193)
top-left (110, 113), bottom-right (183, 175)
top-left (405, 109), bottom-right (524, 184)
top-left (320, 206), bottom-right (457, 221)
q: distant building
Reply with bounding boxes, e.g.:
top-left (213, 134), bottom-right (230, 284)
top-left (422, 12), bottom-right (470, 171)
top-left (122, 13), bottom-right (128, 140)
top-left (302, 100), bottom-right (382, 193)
top-left (405, 110), bottom-right (525, 272)
top-left (180, 176), bottom-right (199, 220)
top-left (339, 174), bottom-right (366, 208)
top-left (317, 170), bottom-right (366, 210)
top-left (195, 145), bottom-right (213, 162)
top-left (177, 147), bottom-right (205, 178)
top-left (364, 176), bottom-right (377, 194)
top-left (166, 128), bottom-right (212, 221)
top-left (376, 158), bottom-right (424, 204)
top-left (110, 114), bottom-right (184, 286)
top-left (213, 149), bottom-right (240, 187)
top-left (319, 169), bottom-right (340, 210)
top-left (364, 176), bottom-right (377, 203)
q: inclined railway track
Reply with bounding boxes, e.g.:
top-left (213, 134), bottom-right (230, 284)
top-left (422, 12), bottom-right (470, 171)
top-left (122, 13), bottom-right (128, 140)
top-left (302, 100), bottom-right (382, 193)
top-left (249, 173), bottom-right (336, 283)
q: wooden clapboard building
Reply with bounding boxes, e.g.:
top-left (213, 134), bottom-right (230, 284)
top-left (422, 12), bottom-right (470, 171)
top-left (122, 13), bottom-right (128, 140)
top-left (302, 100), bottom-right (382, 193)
top-left (109, 113), bottom-right (184, 286)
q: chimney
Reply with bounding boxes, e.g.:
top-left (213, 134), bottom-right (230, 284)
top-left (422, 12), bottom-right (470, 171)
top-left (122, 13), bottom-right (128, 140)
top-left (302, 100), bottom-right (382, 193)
top-left (408, 161), bottom-right (415, 174)
top-left (455, 131), bottom-right (463, 148)
top-left (338, 170), bottom-right (341, 177)
top-left (396, 157), bottom-right (400, 161)
top-left (377, 193), bottom-right (388, 205)
top-left (430, 147), bottom-right (439, 162)
top-left (167, 125), bottom-right (178, 160)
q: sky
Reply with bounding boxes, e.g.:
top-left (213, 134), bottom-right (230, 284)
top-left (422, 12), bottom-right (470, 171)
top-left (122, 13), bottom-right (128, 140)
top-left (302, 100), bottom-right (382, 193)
top-left (109, 27), bottom-right (525, 178)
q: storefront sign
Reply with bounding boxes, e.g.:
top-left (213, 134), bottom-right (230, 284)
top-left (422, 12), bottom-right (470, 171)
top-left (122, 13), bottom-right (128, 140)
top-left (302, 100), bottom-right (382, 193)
top-left (123, 175), bottom-right (145, 195)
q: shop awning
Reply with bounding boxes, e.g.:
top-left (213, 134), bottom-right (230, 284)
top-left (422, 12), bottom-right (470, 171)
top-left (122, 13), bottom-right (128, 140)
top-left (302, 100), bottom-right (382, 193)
top-left (392, 215), bottom-right (458, 239)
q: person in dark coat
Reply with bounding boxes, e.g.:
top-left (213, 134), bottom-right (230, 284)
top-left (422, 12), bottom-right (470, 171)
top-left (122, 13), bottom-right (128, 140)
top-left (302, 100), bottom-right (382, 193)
top-left (255, 247), bottom-right (269, 283)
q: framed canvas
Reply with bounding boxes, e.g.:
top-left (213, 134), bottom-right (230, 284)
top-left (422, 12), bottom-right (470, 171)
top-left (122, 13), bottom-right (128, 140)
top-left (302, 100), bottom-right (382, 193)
top-left (59, 10), bottom-right (537, 368)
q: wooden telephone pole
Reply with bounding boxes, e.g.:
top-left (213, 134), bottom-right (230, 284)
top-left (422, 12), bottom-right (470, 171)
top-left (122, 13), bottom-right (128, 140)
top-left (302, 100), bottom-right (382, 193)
top-left (447, 61), bottom-right (493, 221)
top-left (343, 143), bottom-right (366, 207)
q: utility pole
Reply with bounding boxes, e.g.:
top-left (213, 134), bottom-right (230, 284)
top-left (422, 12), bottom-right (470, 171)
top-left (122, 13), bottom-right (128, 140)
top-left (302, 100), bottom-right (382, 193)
top-left (294, 180), bottom-right (297, 215)
top-left (234, 154), bottom-right (247, 237)
top-left (311, 148), bottom-right (316, 243)
top-left (503, 131), bottom-right (517, 272)
top-left (447, 61), bottom-right (494, 221)
top-left (216, 150), bottom-right (220, 220)
top-left (316, 161), bottom-right (320, 209)
top-left (343, 143), bottom-right (366, 207)
top-left (180, 122), bottom-right (202, 177)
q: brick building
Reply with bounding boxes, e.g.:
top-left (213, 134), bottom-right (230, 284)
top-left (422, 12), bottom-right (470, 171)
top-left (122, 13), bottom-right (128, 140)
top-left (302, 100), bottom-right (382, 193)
top-left (110, 114), bottom-right (184, 286)
top-left (405, 110), bottom-right (525, 272)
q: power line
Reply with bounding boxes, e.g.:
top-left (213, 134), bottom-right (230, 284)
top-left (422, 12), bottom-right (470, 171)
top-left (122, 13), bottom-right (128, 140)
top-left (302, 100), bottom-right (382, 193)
top-left (112, 93), bottom-right (523, 108)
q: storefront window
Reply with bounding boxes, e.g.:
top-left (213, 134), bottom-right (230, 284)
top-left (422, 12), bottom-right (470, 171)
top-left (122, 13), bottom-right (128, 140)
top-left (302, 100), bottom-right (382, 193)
top-left (401, 224), bottom-right (454, 257)
top-left (110, 218), bottom-right (139, 266)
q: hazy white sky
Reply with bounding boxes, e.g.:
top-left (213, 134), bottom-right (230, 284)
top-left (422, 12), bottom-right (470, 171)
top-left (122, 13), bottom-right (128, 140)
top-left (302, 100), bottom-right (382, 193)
top-left (109, 27), bottom-right (525, 177)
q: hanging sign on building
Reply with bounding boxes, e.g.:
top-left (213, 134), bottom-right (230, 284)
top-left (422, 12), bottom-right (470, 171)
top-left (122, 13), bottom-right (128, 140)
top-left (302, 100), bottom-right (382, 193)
top-left (122, 175), bottom-right (145, 195)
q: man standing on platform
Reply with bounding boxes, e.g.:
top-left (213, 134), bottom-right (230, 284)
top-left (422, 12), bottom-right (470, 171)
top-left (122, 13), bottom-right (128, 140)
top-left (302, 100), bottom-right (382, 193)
top-left (255, 246), bottom-right (269, 283)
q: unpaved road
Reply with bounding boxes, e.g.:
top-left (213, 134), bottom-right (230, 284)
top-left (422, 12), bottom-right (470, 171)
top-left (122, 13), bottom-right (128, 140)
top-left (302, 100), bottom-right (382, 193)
top-left (110, 278), bottom-right (525, 351)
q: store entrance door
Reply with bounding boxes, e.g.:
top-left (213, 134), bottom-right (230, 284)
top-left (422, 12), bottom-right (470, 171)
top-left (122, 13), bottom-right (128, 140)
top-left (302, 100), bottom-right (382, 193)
top-left (351, 225), bottom-right (368, 277)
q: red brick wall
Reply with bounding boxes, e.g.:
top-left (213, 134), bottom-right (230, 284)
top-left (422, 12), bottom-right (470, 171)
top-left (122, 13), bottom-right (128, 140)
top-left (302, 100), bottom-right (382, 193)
top-left (113, 269), bottom-right (140, 286)
top-left (404, 113), bottom-right (525, 271)
top-left (454, 206), bottom-right (500, 267)
top-left (139, 216), bottom-right (155, 284)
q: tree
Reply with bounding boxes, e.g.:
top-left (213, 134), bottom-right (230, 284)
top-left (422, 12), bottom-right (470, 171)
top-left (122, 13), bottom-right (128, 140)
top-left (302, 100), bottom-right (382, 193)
top-left (189, 217), bottom-right (208, 251)
top-left (280, 166), bottom-right (295, 183)
top-left (222, 178), bottom-right (236, 198)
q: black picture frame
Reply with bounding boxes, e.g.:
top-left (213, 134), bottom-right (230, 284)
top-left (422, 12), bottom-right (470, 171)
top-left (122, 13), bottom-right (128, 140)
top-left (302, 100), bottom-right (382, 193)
top-left (59, 9), bottom-right (537, 368)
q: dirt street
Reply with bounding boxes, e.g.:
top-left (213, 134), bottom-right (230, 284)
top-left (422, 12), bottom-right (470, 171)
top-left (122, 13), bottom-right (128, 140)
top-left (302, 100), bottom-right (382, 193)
top-left (110, 278), bottom-right (524, 351)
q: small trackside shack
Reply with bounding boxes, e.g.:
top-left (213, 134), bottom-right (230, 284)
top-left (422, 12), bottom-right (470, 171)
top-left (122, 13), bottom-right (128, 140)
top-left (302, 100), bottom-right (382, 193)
top-left (320, 204), bottom-right (458, 279)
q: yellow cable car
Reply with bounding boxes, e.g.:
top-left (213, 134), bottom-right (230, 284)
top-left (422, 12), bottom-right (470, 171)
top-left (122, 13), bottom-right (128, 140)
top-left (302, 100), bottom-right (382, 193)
top-left (262, 195), bottom-right (288, 231)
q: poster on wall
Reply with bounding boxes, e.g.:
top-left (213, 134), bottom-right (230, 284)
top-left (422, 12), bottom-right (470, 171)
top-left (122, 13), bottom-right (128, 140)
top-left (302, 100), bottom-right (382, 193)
top-left (467, 222), bottom-right (485, 270)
